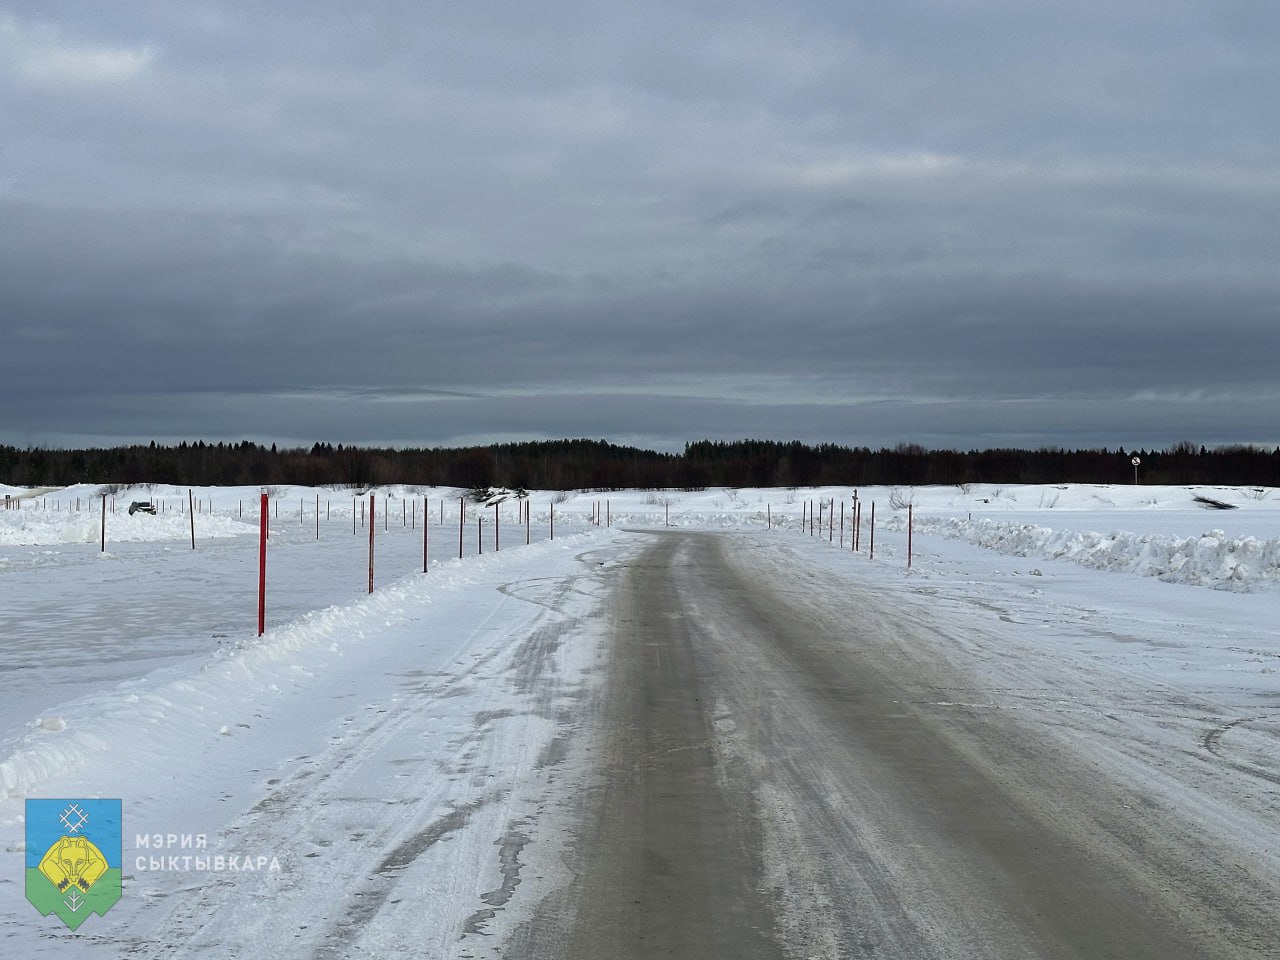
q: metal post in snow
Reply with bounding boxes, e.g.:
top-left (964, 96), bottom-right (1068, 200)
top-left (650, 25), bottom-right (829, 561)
top-left (840, 501), bottom-right (844, 548)
top-left (907, 503), bottom-right (913, 569)
top-left (258, 493), bottom-right (268, 636)
top-left (368, 494), bottom-right (375, 593)
top-left (495, 502), bottom-right (500, 551)
top-left (100, 494), bottom-right (106, 552)
top-left (477, 517), bottom-right (482, 555)
top-left (423, 497), bottom-right (429, 573)
top-left (458, 497), bottom-right (465, 558)
top-left (526, 500), bottom-right (530, 545)
top-left (829, 498), bottom-right (834, 542)
top-left (870, 502), bottom-right (876, 559)
top-left (189, 489), bottom-right (196, 549)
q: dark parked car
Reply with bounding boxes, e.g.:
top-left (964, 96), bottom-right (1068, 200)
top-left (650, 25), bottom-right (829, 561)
top-left (128, 501), bottom-right (157, 515)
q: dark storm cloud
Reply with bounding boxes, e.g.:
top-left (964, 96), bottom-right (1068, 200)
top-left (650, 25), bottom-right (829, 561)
top-left (2, 1), bottom-right (1278, 453)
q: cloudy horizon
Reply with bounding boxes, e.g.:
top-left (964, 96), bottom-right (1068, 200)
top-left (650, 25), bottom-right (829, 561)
top-left (3, 2), bottom-right (1278, 454)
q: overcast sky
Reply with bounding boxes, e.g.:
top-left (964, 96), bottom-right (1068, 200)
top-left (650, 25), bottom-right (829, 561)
top-left (3, 1), bottom-right (1278, 453)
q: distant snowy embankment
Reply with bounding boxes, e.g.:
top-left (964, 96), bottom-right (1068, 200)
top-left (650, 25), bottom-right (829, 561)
top-left (0, 509), bottom-right (252, 546)
top-left (907, 516), bottom-right (1280, 591)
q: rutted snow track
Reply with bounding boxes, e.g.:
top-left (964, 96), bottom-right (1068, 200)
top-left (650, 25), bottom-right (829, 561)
top-left (1, 536), bottom-right (624, 960)
top-left (125, 551), bottom-right (615, 959)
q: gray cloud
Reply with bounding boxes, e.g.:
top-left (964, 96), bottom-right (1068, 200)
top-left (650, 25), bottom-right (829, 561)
top-left (2, 1), bottom-right (1278, 454)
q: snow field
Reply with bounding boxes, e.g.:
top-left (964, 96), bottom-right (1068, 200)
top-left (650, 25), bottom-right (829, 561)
top-left (1, 480), bottom-right (1278, 956)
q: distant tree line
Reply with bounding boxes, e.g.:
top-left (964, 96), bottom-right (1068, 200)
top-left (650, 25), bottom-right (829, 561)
top-left (1, 438), bottom-right (1278, 491)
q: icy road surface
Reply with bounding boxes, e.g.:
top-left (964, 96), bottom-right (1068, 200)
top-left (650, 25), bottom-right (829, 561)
top-left (524, 533), bottom-right (1278, 958)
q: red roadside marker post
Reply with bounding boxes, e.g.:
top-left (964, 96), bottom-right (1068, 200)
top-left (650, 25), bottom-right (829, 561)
top-left (870, 502), bottom-right (876, 559)
top-left (258, 492), bottom-right (268, 636)
top-left (908, 503), bottom-right (914, 570)
top-left (368, 494), bottom-right (375, 594)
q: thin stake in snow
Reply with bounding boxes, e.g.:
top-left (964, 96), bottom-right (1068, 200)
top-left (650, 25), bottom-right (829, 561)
top-left (368, 494), bottom-right (375, 594)
top-left (257, 492), bottom-right (268, 636)
top-left (100, 494), bottom-right (106, 552)
top-left (423, 497), bottom-right (429, 574)
top-left (189, 489), bottom-right (196, 550)
top-left (458, 497), bottom-right (465, 559)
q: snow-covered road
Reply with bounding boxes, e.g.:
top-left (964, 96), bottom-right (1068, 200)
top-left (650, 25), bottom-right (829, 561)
top-left (2, 483), bottom-right (1278, 957)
